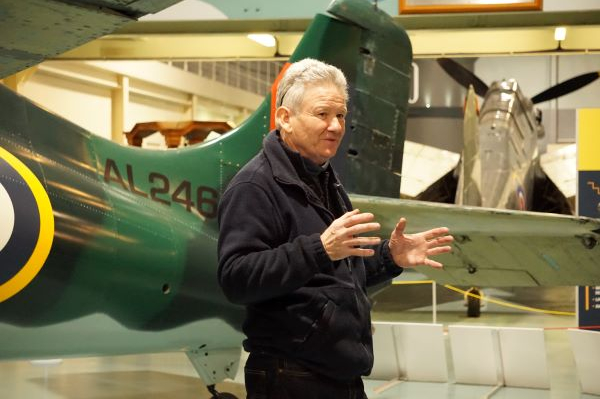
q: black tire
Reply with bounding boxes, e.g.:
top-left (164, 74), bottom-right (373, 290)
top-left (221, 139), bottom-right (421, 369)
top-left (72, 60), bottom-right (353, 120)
top-left (466, 288), bottom-right (481, 317)
top-left (467, 295), bottom-right (481, 317)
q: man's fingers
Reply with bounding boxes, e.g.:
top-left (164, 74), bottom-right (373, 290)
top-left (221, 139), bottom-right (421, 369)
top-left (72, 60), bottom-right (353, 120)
top-left (427, 246), bottom-right (452, 257)
top-left (345, 222), bottom-right (381, 236)
top-left (343, 212), bottom-right (375, 228)
top-left (424, 227), bottom-right (450, 241)
top-left (343, 236), bottom-right (381, 247)
top-left (341, 209), bottom-right (361, 219)
top-left (424, 258), bottom-right (444, 269)
top-left (392, 217), bottom-right (407, 236)
top-left (428, 235), bottom-right (454, 247)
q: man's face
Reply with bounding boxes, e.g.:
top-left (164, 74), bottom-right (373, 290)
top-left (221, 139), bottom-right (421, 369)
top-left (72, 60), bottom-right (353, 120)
top-left (280, 83), bottom-right (347, 165)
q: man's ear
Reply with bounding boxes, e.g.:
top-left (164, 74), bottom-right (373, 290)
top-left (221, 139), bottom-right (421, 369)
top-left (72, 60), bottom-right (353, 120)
top-left (275, 106), bottom-right (292, 132)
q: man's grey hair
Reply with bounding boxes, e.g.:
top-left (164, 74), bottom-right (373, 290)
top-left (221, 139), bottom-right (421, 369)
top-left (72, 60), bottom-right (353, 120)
top-left (275, 58), bottom-right (348, 125)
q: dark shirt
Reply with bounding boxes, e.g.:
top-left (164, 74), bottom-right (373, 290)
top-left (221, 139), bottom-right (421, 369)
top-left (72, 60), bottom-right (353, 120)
top-left (280, 139), bottom-right (345, 218)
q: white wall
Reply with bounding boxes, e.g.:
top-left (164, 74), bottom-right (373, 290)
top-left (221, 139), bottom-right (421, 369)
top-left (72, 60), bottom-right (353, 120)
top-left (22, 73), bottom-right (113, 139)
top-left (141, 0), bottom-right (226, 21)
top-left (476, 54), bottom-right (600, 109)
top-left (544, 0), bottom-right (600, 11)
top-left (555, 55), bottom-right (600, 108)
top-left (14, 60), bottom-right (262, 144)
top-left (475, 54), bottom-right (600, 145)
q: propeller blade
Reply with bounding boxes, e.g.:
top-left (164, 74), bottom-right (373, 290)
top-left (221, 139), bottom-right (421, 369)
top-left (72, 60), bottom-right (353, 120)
top-left (531, 71), bottom-right (600, 104)
top-left (437, 58), bottom-right (489, 97)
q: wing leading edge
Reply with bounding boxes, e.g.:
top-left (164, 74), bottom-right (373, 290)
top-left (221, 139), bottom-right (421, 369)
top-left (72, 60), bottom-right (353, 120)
top-left (351, 194), bottom-right (600, 287)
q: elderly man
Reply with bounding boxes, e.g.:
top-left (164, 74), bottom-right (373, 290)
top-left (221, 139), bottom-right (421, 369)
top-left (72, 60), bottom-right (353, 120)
top-left (218, 58), bottom-right (453, 399)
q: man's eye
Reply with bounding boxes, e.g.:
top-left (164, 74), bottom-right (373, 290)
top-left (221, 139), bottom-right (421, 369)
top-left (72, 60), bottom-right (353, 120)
top-left (337, 114), bottom-right (346, 119)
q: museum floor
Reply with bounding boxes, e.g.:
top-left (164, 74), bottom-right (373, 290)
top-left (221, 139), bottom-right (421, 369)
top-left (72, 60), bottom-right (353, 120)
top-left (0, 286), bottom-right (597, 399)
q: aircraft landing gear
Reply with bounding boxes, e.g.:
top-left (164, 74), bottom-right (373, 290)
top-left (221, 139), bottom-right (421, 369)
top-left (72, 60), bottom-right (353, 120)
top-left (207, 384), bottom-right (238, 399)
top-left (466, 287), bottom-right (482, 318)
top-left (186, 348), bottom-right (240, 399)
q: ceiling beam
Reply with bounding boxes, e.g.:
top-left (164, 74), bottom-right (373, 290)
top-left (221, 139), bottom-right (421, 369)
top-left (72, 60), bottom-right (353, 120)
top-left (111, 10), bottom-right (600, 35)
top-left (52, 10), bottom-right (600, 60)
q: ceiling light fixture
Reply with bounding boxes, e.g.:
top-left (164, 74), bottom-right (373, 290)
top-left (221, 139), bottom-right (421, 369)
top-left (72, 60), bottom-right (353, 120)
top-left (554, 26), bottom-right (567, 42)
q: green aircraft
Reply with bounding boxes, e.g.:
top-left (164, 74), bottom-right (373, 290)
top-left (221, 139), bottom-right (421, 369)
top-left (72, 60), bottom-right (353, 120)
top-left (0, 0), bottom-right (599, 398)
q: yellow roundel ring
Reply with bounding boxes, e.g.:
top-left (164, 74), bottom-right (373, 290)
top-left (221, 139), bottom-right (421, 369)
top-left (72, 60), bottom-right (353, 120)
top-left (0, 146), bottom-right (54, 302)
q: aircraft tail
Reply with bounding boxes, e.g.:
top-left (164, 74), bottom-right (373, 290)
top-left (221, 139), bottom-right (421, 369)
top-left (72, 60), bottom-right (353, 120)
top-left (218, 0), bottom-right (413, 198)
top-left (327, 0), bottom-right (412, 197)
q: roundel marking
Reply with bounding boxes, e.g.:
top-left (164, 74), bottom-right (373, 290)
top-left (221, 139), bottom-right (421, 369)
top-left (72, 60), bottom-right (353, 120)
top-left (0, 182), bottom-right (15, 252)
top-left (516, 185), bottom-right (526, 211)
top-left (0, 146), bottom-right (54, 302)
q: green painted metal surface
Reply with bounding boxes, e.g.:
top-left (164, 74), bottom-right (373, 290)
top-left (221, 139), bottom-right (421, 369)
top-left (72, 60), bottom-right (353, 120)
top-left (0, 0), bottom-right (180, 78)
top-left (197, 0), bottom-right (399, 20)
top-left (188, 0), bottom-right (600, 30)
top-left (352, 194), bottom-right (600, 286)
top-left (0, 0), bottom-right (413, 362)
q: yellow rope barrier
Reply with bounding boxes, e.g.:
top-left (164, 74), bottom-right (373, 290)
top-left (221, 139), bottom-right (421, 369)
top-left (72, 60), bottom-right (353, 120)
top-left (443, 284), bottom-right (576, 316)
top-left (390, 280), bottom-right (576, 316)
top-left (392, 280), bottom-right (434, 285)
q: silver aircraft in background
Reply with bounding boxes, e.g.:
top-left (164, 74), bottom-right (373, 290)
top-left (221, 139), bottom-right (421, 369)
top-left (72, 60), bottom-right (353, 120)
top-left (431, 60), bottom-right (599, 315)
top-left (437, 58), bottom-right (600, 214)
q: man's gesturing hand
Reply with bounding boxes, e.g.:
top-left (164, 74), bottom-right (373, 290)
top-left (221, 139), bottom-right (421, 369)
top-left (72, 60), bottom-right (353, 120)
top-left (321, 209), bottom-right (382, 261)
top-left (389, 218), bottom-right (453, 269)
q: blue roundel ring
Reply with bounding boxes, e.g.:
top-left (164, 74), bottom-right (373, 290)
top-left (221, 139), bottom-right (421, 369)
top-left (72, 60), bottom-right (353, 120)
top-left (0, 146), bottom-right (54, 302)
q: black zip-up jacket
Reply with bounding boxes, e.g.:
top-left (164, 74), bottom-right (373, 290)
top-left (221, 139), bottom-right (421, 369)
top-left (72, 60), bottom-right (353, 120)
top-left (217, 130), bottom-right (402, 381)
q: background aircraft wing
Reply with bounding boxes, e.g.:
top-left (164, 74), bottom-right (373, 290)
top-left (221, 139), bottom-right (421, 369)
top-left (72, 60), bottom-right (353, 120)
top-left (351, 194), bottom-right (600, 287)
top-left (0, 0), bottom-right (180, 78)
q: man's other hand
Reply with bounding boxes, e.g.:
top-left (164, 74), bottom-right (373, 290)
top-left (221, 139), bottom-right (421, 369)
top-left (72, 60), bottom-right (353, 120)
top-left (389, 218), bottom-right (453, 269)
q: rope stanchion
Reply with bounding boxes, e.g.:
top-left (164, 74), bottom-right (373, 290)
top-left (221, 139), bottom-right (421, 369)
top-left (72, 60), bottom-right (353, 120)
top-left (388, 280), bottom-right (599, 331)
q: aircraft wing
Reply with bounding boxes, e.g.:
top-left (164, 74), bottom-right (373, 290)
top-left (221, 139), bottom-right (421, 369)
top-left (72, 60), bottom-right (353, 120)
top-left (351, 194), bottom-right (600, 286)
top-left (0, 0), bottom-right (180, 78)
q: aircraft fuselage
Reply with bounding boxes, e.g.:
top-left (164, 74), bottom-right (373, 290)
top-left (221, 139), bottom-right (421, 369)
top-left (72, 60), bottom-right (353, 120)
top-left (474, 80), bottom-right (542, 210)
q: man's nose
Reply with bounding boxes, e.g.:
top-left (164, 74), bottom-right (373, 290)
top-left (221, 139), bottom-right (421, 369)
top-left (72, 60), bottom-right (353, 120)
top-left (328, 117), bottom-right (343, 132)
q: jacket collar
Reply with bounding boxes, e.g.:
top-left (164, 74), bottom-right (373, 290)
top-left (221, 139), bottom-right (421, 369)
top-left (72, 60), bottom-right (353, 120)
top-left (263, 130), bottom-right (349, 220)
top-left (263, 130), bottom-right (328, 186)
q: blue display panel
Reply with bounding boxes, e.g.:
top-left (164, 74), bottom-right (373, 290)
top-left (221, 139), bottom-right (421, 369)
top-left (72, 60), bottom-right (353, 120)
top-left (578, 170), bottom-right (600, 331)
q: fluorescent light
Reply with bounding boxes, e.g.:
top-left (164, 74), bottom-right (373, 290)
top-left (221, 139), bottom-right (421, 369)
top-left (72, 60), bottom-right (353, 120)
top-left (247, 33), bottom-right (276, 48)
top-left (554, 27), bottom-right (567, 41)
